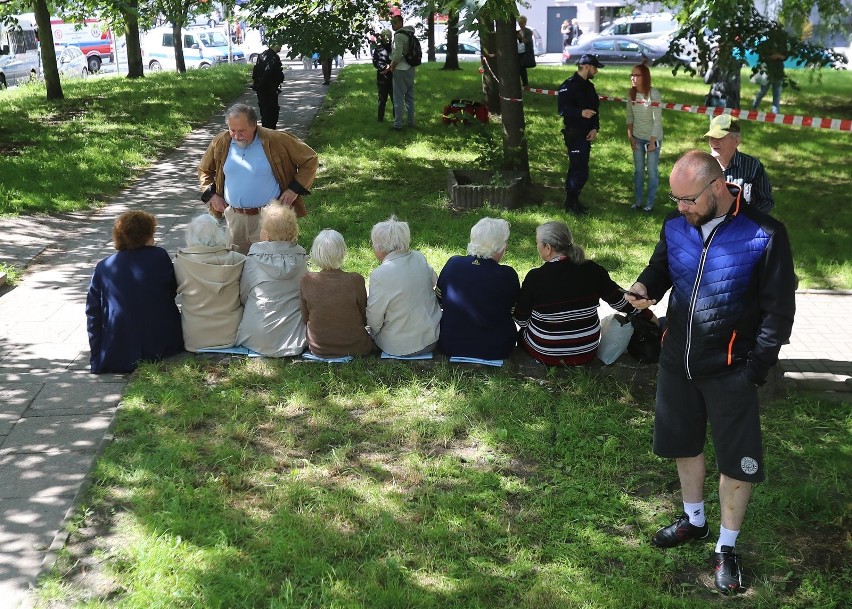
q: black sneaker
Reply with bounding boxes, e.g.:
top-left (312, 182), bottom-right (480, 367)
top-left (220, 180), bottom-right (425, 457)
top-left (651, 513), bottom-right (709, 548)
top-left (713, 545), bottom-right (742, 594)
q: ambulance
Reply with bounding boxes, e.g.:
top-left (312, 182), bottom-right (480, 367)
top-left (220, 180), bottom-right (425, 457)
top-left (50, 16), bottom-right (114, 73)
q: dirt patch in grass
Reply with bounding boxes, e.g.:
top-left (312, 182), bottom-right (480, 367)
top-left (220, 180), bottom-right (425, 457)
top-left (0, 139), bottom-right (36, 156)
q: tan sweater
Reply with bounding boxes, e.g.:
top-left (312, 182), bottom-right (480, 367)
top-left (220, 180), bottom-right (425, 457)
top-left (299, 269), bottom-right (374, 357)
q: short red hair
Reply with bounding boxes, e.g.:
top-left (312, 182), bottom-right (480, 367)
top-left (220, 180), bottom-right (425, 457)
top-left (113, 211), bottom-right (156, 251)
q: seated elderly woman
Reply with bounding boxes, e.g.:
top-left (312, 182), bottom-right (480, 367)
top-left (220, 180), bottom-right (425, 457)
top-left (300, 229), bottom-right (374, 357)
top-left (514, 220), bottom-right (652, 366)
top-left (86, 211), bottom-right (184, 374)
top-left (366, 216), bottom-right (441, 356)
top-left (235, 202), bottom-right (308, 356)
top-left (436, 217), bottom-right (520, 359)
top-left (174, 214), bottom-right (246, 352)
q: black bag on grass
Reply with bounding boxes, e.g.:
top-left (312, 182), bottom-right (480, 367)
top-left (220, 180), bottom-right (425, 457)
top-left (627, 313), bottom-right (662, 363)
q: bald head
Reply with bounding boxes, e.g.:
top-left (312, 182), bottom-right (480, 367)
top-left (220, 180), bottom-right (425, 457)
top-left (670, 150), bottom-right (734, 227)
top-left (671, 150), bottom-right (724, 185)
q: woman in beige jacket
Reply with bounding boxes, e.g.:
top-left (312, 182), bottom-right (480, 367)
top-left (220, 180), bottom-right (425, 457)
top-left (174, 214), bottom-right (246, 352)
top-left (235, 202), bottom-right (308, 356)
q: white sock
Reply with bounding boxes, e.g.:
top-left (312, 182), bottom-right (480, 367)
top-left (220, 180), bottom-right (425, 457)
top-left (683, 501), bottom-right (705, 527)
top-left (716, 526), bottom-right (740, 552)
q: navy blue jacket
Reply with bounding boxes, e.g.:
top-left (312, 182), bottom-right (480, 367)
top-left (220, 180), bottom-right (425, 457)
top-left (557, 72), bottom-right (600, 135)
top-left (637, 188), bottom-right (795, 384)
top-left (86, 246), bottom-right (184, 374)
top-left (436, 255), bottom-right (520, 359)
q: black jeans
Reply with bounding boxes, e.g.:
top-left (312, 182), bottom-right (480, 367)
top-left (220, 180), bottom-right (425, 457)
top-left (377, 73), bottom-right (393, 121)
top-left (256, 90), bottom-right (279, 129)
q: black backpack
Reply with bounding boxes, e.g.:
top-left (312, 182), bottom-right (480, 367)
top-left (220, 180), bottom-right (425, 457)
top-left (400, 30), bottom-right (422, 67)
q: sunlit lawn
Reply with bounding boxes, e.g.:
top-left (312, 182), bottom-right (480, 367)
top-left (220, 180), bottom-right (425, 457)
top-left (30, 61), bottom-right (852, 609)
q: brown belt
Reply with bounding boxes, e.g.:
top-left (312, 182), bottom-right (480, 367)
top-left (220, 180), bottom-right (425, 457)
top-left (229, 206), bottom-right (264, 215)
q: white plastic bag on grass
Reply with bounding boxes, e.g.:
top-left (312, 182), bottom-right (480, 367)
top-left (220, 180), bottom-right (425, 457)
top-left (597, 314), bottom-right (633, 365)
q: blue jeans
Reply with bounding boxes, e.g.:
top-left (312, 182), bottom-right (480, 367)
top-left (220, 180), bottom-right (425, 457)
top-left (392, 67), bottom-right (415, 128)
top-left (752, 81), bottom-right (782, 114)
top-left (632, 137), bottom-right (661, 209)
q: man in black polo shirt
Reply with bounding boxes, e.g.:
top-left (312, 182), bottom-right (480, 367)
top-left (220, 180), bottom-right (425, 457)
top-left (557, 54), bottom-right (603, 215)
top-left (705, 114), bottom-right (774, 214)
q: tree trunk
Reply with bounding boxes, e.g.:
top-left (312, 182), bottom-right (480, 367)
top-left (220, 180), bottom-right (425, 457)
top-left (442, 11), bottom-right (460, 70)
top-left (480, 27), bottom-right (499, 114)
top-left (124, 3), bottom-right (144, 78)
top-left (173, 23), bottom-right (186, 73)
top-left (427, 12), bottom-right (435, 62)
top-left (495, 19), bottom-right (528, 176)
top-left (33, 0), bottom-right (62, 100)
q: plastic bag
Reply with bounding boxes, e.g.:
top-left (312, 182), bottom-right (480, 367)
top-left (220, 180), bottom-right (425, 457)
top-left (597, 314), bottom-right (633, 365)
top-left (517, 41), bottom-right (526, 54)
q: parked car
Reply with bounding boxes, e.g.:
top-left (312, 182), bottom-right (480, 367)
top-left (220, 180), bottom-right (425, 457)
top-left (562, 36), bottom-right (686, 66)
top-left (141, 26), bottom-right (246, 71)
top-left (54, 45), bottom-right (89, 78)
top-left (435, 41), bottom-right (481, 62)
top-left (578, 12), bottom-right (678, 45)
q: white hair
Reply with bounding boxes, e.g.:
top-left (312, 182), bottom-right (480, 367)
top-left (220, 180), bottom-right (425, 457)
top-left (310, 229), bottom-right (347, 270)
top-left (370, 215), bottom-right (410, 255)
top-left (185, 214), bottom-right (228, 248)
top-left (467, 217), bottom-right (510, 259)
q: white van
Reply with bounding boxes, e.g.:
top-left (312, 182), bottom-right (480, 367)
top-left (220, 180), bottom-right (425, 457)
top-left (0, 13), bottom-right (40, 88)
top-left (580, 13), bottom-right (678, 44)
top-left (141, 26), bottom-right (246, 71)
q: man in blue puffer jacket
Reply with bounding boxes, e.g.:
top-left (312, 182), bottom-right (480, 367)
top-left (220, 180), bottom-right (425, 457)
top-left (626, 150), bottom-right (795, 595)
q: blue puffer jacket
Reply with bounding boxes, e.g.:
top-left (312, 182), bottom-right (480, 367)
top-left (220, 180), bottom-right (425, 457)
top-left (638, 187), bottom-right (796, 384)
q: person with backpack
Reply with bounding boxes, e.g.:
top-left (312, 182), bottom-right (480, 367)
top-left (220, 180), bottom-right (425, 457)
top-left (384, 14), bottom-right (420, 131)
top-left (252, 43), bottom-right (286, 129)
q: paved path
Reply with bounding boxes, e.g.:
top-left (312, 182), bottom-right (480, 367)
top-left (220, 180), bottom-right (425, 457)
top-left (0, 69), bottom-right (329, 609)
top-left (1, 66), bottom-right (850, 609)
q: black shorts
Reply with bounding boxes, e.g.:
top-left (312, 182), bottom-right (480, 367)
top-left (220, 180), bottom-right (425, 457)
top-left (653, 366), bottom-right (764, 483)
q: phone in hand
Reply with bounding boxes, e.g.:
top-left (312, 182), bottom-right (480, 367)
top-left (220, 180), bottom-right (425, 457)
top-left (623, 289), bottom-right (650, 301)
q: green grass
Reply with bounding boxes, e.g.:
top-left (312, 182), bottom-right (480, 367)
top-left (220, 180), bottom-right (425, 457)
top-left (1, 62), bottom-right (851, 287)
top-left (36, 359), bottom-right (851, 608)
top-left (0, 64), bottom-right (250, 216)
top-left (299, 63), bottom-right (852, 289)
top-left (12, 62), bottom-right (852, 606)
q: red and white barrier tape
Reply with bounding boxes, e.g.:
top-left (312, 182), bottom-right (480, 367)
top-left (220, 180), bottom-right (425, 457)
top-left (523, 86), bottom-right (852, 132)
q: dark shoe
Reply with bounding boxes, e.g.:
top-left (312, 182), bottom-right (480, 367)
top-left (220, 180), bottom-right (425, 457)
top-left (713, 546), bottom-right (742, 594)
top-left (631, 202), bottom-right (642, 210)
top-left (564, 194), bottom-right (588, 216)
top-left (652, 513), bottom-right (709, 548)
top-left (391, 125), bottom-right (403, 131)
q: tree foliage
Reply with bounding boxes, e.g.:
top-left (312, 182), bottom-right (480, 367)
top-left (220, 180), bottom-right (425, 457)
top-left (660, 0), bottom-right (848, 85)
top-left (247, 0), bottom-right (387, 60)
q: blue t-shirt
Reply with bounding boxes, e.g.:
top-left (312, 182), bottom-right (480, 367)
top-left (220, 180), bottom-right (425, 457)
top-left (223, 137), bottom-right (280, 208)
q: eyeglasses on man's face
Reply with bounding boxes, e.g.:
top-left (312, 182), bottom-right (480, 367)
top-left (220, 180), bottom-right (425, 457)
top-left (668, 178), bottom-right (718, 206)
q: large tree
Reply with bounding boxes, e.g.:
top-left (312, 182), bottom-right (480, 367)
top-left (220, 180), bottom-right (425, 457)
top-left (445, 0), bottom-right (528, 177)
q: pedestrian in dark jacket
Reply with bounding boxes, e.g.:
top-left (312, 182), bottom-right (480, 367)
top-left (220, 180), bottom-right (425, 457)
top-left (252, 44), bottom-right (285, 129)
top-left (626, 150), bottom-right (795, 596)
top-left (86, 211), bottom-right (184, 374)
top-left (557, 53), bottom-right (603, 215)
top-left (372, 30), bottom-right (394, 122)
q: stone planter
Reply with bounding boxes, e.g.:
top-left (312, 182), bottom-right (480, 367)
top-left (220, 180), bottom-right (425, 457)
top-left (447, 170), bottom-right (527, 210)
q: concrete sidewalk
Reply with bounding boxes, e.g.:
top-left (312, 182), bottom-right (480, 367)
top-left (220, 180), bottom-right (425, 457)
top-left (0, 66), bottom-right (850, 609)
top-left (0, 69), bottom-right (330, 609)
